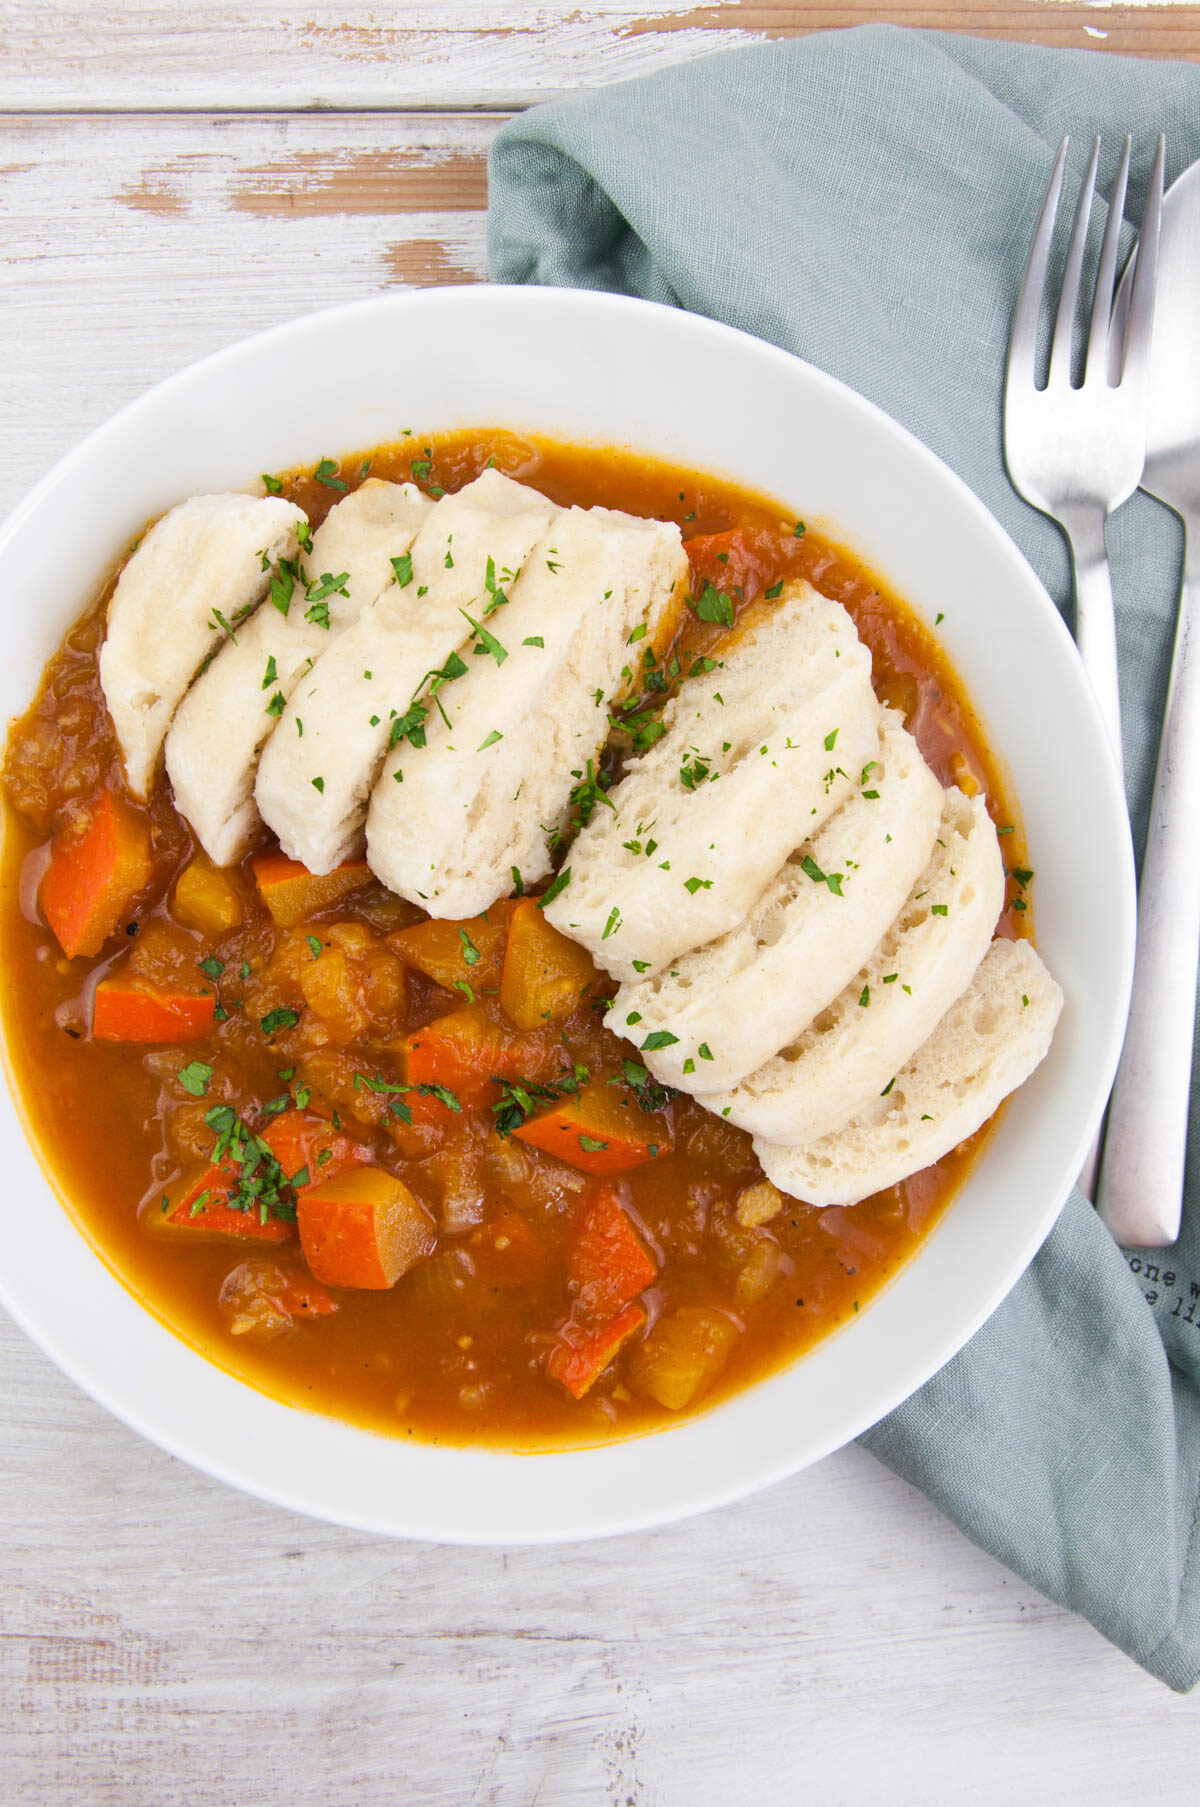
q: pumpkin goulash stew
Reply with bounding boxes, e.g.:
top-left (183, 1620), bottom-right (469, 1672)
top-left (0, 431), bottom-right (1041, 1448)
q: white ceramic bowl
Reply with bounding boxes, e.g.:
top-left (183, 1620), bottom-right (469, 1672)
top-left (0, 286), bottom-right (1134, 1542)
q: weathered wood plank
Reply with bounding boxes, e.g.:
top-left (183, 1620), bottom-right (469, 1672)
top-left (1, 1310), bottom-right (1195, 1807)
top-left (1, 0), bottom-right (1197, 112)
top-left (0, 113), bottom-right (495, 518)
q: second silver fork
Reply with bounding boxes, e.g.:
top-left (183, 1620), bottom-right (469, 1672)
top-left (1005, 134), bottom-right (1165, 781)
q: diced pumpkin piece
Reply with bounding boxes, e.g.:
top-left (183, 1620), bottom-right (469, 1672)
top-left (401, 1004), bottom-right (534, 1105)
top-left (513, 1080), bottom-right (671, 1175)
top-left (218, 1258), bottom-right (336, 1340)
top-left (173, 858), bottom-right (244, 932)
top-left (93, 980), bottom-right (216, 1043)
top-left (625, 1305), bottom-right (739, 1411)
top-left (568, 1186), bottom-right (656, 1321)
top-left (546, 1301), bottom-right (647, 1399)
top-left (39, 789), bottom-right (151, 959)
top-left (155, 1162), bottom-right (295, 1242)
top-left (297, 1166), bottom-right (436, 1289)
top-left (261, 1109), bottom-right (370, 1188)
top-left (251, 851), bottom-right (371, 928)
top-left (500, 897), bottom-right (596, 1029)
top-left (389, 901), bottom-right (515, 992)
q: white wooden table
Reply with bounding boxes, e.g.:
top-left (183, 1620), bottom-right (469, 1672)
top-left (3, 9), bottom-right (1197, 1799)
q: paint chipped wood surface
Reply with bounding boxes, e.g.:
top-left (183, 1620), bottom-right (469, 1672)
top-left (5, 10), bottom-right (1200, 1803)
top-left (1, 0), bottom-right (1199, 110)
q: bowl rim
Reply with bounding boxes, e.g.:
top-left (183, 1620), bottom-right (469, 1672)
top-left (0, 283), bottom-right (1136, 1543)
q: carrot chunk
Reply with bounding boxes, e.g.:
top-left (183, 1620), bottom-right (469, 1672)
top-left (401, 1004), bottom-right (535, 1106)
top-left (155, 1162), bottom-right (296, 1242)
top-left (568, 1186), bottom-right (657, 1322)
top-left (251, 852), bottom-right (371, 928)
top-left (297, 1166), bottom-right (436, 1289)
top-left (390, 901), bottom-right (515, 993)
top-left (546, 1301), bottom-right (647, 1399)
top-left (173, 858), bottom-right (244, 932)
top-left (261, 1109), bottom-right (370, 1188)
top-left (683, 526), bottom-right (790, 608)
top-left (499, 897), bottom-right (595, 1030)
top-left (93, 981), bottom-right (216, 1043)
top-left (513, 1080), bottom-right (672, 1174)
top-left (39, 790), bottom-right (151, 959)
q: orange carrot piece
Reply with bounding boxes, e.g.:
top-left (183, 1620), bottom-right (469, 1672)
top-left (93, 981), bottom-right (216, 1043)
top-left (683, 526), bottom-right (789, 609)
top-left (513, 1080), bottom-right (672, 1175)
top-left (390, 901), bottom-right (515, 993)
top-left (156, 1162), bottom-right (295, 1242)
top-left (251, 852), bottom-right (371, 928)
top-left (39, 790), bottom-right (151, 959)
top-left (401, 1004), bottom-right (533, 1105)
top-left (261, 1109), bottom-right (370, 1188)
top-left (499, 898), bottom-right (595, 1030)
top-left (569, 1186), bottom-right (657, 1322)
top-left (297, 1166), bottom-right (436, 1289)
top-left (546, 1301), bottom-right (647, 1399)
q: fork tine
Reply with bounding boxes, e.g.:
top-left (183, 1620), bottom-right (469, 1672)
top-left (1007, 136), bottom-right (1069, 392)
top-left (1117, 132), bottom-right (1166, 390)
top-left (1049, 136), bottom-right (1100, 385)
top-left (1084, 135), bottom-right (1132, 375)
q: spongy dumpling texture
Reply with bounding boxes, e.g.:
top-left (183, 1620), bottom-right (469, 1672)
top-left (754, 937), bottom-right (1062, 1206)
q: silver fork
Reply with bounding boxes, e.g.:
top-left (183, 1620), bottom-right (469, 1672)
top-left (1005, 134), bottom-right (1165, 784)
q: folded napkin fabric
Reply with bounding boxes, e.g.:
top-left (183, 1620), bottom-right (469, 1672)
top-left (487, 27), bottom-right (1200, 1690)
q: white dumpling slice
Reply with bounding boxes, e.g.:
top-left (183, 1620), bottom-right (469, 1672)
top-left (365, 504), bottom-right (687, 916)
top-left (164, 480), bottom-right (431, 866)
top-left (707, 789), bottom-right (1005, 1143)
top-left (617, 710), bottom-right (942, 1091)
top-left (754, 937), bottom-right (1063, 1207)
top-left (100, 492), bottom-right (305, 797)
top-left (254, 469), bottom-right (559, 875)
top-left (545, 582), bottom-right (879, 982)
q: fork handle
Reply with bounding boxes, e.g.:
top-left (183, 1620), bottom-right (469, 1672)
top-left (1097, 523), bottom-right (1200, 1248)
top-left (1059, 503), bottom-right (1126, 781)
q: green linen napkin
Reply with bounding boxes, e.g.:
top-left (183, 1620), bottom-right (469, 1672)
top-left (487, 27), bottom-right (1200, 1689)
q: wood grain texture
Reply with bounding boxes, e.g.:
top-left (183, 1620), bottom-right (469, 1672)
top-left (1, 0), bottom-right (1199, 113)
top-left (1, 1311), bottom-right (1196, 1807)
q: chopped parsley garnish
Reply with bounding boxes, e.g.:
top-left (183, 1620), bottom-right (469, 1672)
top-left (931, 903), bottom-right (948, 916)
top-left (537, 868), bottom-right (571, 910)
top-left (679, 750), bottom-right (713, 790)
top-left (209, 607), bottom-right (238, 643)
top-left (859, 986), bottom-right (870, 1008)
top-left (698, 1043), bottom-right (713, 1061)
top-left (458, 928), bottom-right (481, 967)
top-left (262, 473), bottom-right (284, 494)
top-left (265, 691), bottom-right (286, 716)
top-left (314, 457), bottom-right (348, 492)
top-left (198, 956), bottom-right (224, 983)
top-left (579, 1135), bottom-right (609, 1153)
top-left (304, 598), bottom-right (331, 630)
top-left (824, 729), bottom-right (839, 751)
top-left (177, 1060), bottom-right (213, 1097)
top-left (269, 559), bottom-right (297, 616)
top-left (683, 876), bottom-right (712, 894)
top-left (881, 1076), bottom-right (896, 1096)
top-left (311, 775), bottom-right (325, 792)
top-left (523, 636), bottom-right (545, 648)
top-left (461, 607), bottom-right (507, 666)
top-left (511, 866), bottom-right (524, 896)
top-left (391, 552), bottom-right (414, 588)
top-left (410, 458), bottom-right (432, 482)
top-left (800, 854), bottom-right (844, 895)
top-left (261, 655), bottom-right (278, 690)
top-left (794, 520), bottom-right (806, 538)
top-left (477, 730), bottom-right (503, 751)
top-left (619, 1059), bottom-right (677, 1114)
top-left (602, 906), bottom-right (622, 941)
top-left (260, 1007), bottom-right (300, 1036)
top-left (640, 1030), bottom-right (679, 1052)
top-left (306, 935), bottom-right (323, 960)
top-left (691, 581), bottom-right (736, 628)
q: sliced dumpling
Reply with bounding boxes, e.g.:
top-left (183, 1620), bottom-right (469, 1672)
top-left (616, 711), bottom-right (941, 1091)
top-left (545, 582), bottom-right (878, 982)
top-left (165, 480), bottom-right (431, 866)
top-left (754, 937), bottom-right (1063, 1207)
top-left (100, 492), bottom-right (306, 796)
top-left (254, 470), bottom-right (559, 874)
top-left (366, 505), bottom-right (687, 916)
top-left (707, 789), bottom-right (1005, 1142)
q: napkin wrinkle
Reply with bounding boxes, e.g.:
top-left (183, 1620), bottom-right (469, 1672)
top-left (487, 24), bottom-right (1200, 1688)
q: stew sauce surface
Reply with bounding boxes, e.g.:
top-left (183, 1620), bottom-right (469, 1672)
top-left (0, 431), bottom-right (1028, 1448)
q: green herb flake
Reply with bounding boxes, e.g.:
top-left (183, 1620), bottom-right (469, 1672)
top-left (537, 868), bottom-right (571, 911)
top-left (692, 581), bottom-right (735, 629)
top-left (177, 1060), bottom-right (214, 1097)
top-left (198, 956), bottom-right (224, 983)
top-left (477, 730), bottom-right (503, 751)
top-left (261, 655), bottom-right (278, 690)
top-left (306, 935), bottom-right (323, 960)
top-left (764, 580), bottom-right (784, 600)
top-left (683, 876), bottom-right (712, 894)
top-left (260, 1007), bottom-right (300, 1036)
top-left (262, 473), bottom-right (284, 494)
top-left (458, 928), bottom-right (481, 967)
top-left (314, 457), bottom-right (348, 492)
top-left (641, 1030), bottom-right (679, 1052)
top-left (931, 903), bottom-right (948, 916)
top-left (579, 1135), bottom-right (609, 1153)
top-left (311, 775), bottom-right (325, 793)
